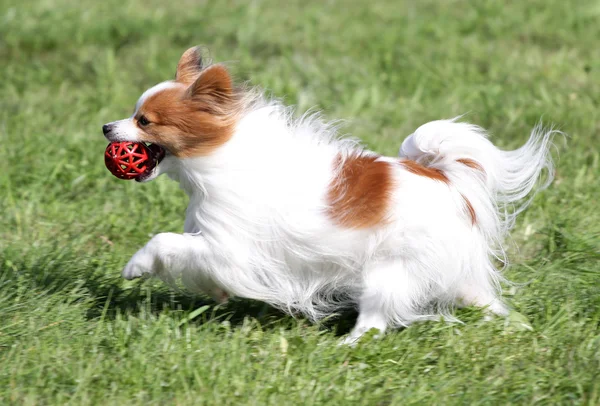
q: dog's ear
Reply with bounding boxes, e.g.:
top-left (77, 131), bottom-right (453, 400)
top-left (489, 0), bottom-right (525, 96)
top-left (187, 64), bottom-right (233, 106)
top-left (175, 46), bottom-right (208, 84)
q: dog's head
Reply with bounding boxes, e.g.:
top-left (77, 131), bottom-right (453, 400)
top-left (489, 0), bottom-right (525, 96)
top-left (102, 46), bottom-right (243, 182)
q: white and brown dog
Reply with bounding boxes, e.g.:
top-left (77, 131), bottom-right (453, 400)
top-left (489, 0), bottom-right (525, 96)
top-left (103, 46), bottom-right (558, 343)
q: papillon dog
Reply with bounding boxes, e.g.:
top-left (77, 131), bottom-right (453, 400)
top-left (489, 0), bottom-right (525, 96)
top-left (103, 46), bottom-right (558, 343)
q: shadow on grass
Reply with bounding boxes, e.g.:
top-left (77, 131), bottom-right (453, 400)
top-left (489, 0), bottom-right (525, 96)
top-left (5, 243), bottom-right (527, 338)
top-left (2, 247), bottom-right (359, 336)
top-left (86, 280), bottom-right (359, 337)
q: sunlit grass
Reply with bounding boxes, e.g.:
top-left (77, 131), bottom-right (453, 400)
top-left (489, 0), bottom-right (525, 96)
top-left (1, 0), bottom-right (599, 404)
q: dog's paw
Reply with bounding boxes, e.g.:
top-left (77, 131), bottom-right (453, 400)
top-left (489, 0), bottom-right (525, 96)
top-left (339, 327), bottom-right (385, 347)
top-left (339, 335), bottom-right (360, 347)
top-left (122, 249), bottom-right (155, 280)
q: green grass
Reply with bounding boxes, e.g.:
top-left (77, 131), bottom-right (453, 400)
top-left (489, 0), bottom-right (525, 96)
top-left (1, 0), bottom-right (599, 404)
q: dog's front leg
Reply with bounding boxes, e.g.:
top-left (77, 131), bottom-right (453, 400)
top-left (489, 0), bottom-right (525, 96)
top-left (122, 232), bottom-right (229, 302)
top-left (122, 232), bottom-right (208, 280)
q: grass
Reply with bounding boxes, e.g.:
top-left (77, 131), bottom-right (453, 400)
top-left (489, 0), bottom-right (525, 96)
top-left (1, 0), bottom-right (599, 404)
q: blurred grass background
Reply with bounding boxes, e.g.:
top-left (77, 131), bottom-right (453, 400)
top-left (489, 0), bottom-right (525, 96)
top-left (1, 0), bottom-right (599, 404)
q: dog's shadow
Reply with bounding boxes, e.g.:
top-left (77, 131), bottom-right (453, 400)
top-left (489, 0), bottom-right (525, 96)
top-left (85, 279), bottom-right (359, 337)
top-left (7, 248), bottom-right (358, 337)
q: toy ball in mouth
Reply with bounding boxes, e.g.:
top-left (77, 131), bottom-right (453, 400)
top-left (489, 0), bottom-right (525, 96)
top-left (104, 142), bottom-right (165, 180)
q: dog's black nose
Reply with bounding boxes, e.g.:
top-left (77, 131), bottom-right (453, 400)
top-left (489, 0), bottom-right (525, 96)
top-left (102, 124), bottom-right (111, 135)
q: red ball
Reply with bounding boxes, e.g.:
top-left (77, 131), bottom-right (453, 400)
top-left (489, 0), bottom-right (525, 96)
top-left (104, 142), bottom-right (155, 180)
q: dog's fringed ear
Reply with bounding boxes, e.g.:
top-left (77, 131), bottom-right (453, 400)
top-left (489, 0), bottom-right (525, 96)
top-left (175, 46), bottom-right (209, 84)
top-left (187, 64), bottom-right (233, 105)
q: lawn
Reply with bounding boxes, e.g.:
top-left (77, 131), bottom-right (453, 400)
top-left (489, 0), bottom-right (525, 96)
top-left (1, 0), bottom-right (599, 404)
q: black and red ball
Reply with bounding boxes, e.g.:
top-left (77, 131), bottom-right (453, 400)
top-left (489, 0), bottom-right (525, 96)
top-left (104, 142), bottom-right (157, 180)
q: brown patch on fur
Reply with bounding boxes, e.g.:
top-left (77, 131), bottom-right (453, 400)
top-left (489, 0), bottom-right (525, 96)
top-left (327, 153), bottom-right (393, 229)
top-left (462, 194), bottom-right (477, 225)
top-left (136, 65), bottom-right (245, 157)
top-left (400, 160), bottom-right (449, 183)
top-left (457, 158), bottom-right (485, 173)
top-left (399, 160), bottom-right (476, 224)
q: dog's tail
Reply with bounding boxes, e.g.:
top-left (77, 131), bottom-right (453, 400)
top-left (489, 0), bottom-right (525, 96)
top-left (399, 118), bottom-right (560, 262)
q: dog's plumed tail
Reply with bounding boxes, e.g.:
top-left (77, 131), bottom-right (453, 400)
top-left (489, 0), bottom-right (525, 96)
top-left (400, 118), bottom-right (559, 264)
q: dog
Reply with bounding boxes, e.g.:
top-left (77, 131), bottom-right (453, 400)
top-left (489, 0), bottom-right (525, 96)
top-left (102, 46), bottom-right (558, 344)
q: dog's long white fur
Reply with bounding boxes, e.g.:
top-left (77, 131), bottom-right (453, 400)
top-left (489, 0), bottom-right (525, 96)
top-left (122, 95), bottom-right (558, 343)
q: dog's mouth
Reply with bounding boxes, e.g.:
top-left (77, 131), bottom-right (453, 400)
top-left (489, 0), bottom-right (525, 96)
top-left (135, 143), bottom-right (168, 182)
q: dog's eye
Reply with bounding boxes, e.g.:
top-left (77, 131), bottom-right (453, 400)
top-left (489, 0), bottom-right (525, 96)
top-left (138, 115), bottom-right (150, 126)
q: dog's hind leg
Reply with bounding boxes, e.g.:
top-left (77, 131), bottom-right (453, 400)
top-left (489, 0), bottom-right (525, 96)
top-left (455, 281), bottom-right (509, 318)
top-left (342, 258), bottom-right (426, 345)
